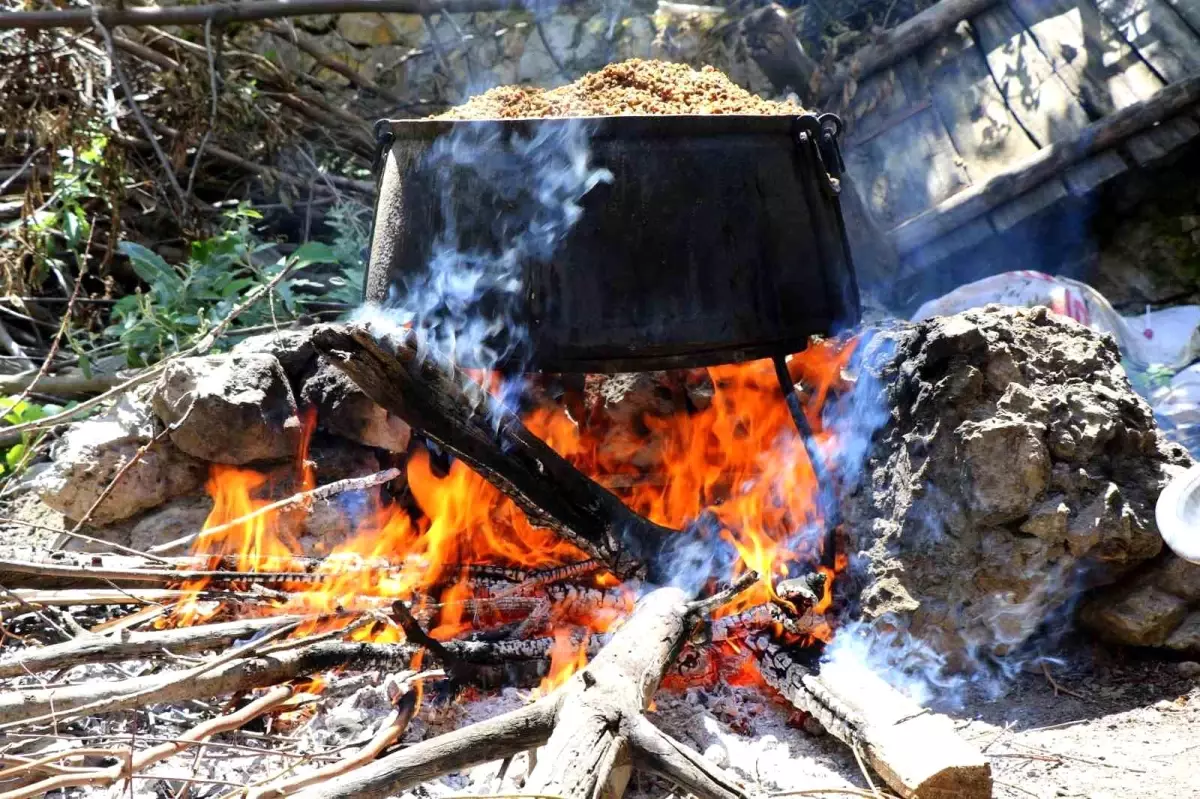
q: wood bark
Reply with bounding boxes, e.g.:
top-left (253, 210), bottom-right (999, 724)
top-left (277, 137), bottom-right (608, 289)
top-left (310, 324), bottom-right (678, 580)
top-left (890, 73), bottom-right (1200, 256)
top-left (754, 638), bottom-right (992, 799)
top-left (297, 586), bottom-right (753, 799)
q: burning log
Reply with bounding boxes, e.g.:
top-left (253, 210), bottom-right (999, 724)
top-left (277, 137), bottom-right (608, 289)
top-left (295, 578), bottom-right (759, 799)
top-left (752, 637), bottom-right (992, 799)
top-left (0, 551), bottom-right (606, 595)
top-left (308, 323), bottom-right (679, 580)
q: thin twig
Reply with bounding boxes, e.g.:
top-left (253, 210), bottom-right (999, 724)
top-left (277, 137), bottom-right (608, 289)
top-left (0, 686), bottom-right (295, 799)
top-left (91, 12), bottom-right (188, 214)
top-left (0, 0), bottom-right (525, 31)
top-left (0, 249), bottom-right (306, 445)
top-left (771, 790), bottom-right (900, 799)
top-left (0, 147), bottom-right (45, 195)
top-left (4, 237), bottom-right (89, 412)
top-left (260, 21), bottom-right (404, 104)
top-left (247, 672), bottom-right (441, 798)
top-left (0, 619), bottom-right (301, 731)
top-left (0, 517), bottom-right (165, 561)
top-left (0, 322), bottom-right (34, 372)
top-left (184, 17), bottom-right (222, 206)
top-left (686, 570), bottom-right (760, 617)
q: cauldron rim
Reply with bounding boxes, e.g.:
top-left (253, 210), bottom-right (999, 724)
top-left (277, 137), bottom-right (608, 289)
top-left (379, 113), bottom-right (826, 142)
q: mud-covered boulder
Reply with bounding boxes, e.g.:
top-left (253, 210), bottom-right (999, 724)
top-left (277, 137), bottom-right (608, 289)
top-left (840, 305), bottom-right (1193, 668)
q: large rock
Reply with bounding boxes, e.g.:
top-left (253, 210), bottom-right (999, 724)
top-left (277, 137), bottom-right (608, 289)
top-left (153, 355), bottom-right (303, 465)
top-left (301, 358), bottom-right (412, 453)
top-left (840, 305), bottom-right (1192, 669)
top-left (230, 328), bottom-right (318, 384)
top-left (33, 395), bottom-right (207, 525)
top-left (1082, 552), bottom-right (1200, 652)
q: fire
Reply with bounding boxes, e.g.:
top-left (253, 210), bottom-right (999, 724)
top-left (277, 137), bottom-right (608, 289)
top-left (533, 629), bottom-right (591, 697)
top-left (173, 339), bottom-right (854, 693)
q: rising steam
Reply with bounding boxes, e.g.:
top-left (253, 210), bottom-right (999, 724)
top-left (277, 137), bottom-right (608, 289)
top-left (360, 118), bottom-right (611, 400)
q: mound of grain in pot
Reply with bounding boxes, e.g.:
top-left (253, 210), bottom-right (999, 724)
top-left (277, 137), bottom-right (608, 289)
top-left (435, 59), bottom-right (802, 119)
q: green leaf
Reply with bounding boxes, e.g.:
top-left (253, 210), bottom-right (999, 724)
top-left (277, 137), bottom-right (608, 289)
top-left (5, 444), bottom-right (26, 470)
top-left (290, 241), bottom-right (337, 267)
top-left (119, 242), bottom-right (183, 293)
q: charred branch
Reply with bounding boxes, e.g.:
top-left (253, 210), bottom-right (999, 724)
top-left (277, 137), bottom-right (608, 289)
top-left (297, 581), bottom-right (757, 799)
top-left (310, 324), bottom-right (679, 580)
top-left (0, 638), bottom-right (416, 728)
top-left (0, 614), bottom-right (307, 678)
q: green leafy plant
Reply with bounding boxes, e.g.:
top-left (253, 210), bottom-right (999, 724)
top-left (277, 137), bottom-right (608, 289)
top-left (106, 207), bottom-right (336, 367)
top-left (0, 397), bottom-right (65, 482)
top-left (2, 130), bottom-right (114, 296)
top-left (323, 201), bottom-right (371, 306)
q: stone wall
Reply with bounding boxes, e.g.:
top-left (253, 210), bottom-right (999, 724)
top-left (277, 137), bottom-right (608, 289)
top-left (256, 2), bottom-right (778, 113)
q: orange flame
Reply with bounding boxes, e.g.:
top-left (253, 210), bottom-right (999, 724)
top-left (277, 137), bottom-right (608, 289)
top-left (174, 340), bottom-right (856, 691)
top-left (533, 629), bottom-right (590, 697)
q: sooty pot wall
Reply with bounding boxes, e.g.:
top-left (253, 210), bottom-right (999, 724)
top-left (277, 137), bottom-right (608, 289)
top-left (364, 114), bottom-right (860, 374)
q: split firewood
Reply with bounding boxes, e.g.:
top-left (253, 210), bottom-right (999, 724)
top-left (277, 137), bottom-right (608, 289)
top-left (752, 636), bottom-right (992, 799)
top-left (295, 574), bottom-right (760, 799)
top-left (309, 323), bottom-right (679, 581)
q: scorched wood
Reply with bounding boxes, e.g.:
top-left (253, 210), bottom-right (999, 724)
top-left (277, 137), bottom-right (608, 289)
top-left (310, 323), bottom-right (678, 580)
top-left (296, 579), bottom-right (759, 799)
top-left (752, 636), bottom-right (992, 799)
top-left (0, 614), bottom-right (306, 678)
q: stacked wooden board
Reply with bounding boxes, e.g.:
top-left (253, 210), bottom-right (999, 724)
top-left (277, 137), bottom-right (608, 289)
top-left (837, 0), bottom-right (1200, 299)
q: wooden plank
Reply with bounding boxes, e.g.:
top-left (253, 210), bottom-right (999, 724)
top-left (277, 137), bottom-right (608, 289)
top-left (1161, 0), bottom-right (1200, 30)
top-left (889, 72), bottom-right (1200, 255)
top-left (1125, 114), bottom-right (1200, 164)
top-left (815, 0), bottom-right (1004, 103)
top-left (1007, 0), bottom-right (1164, 115)
top-left (844, 108), bottom-right (974, 227)
top-left (899, 216), bottom-right (996, 277)
top-left (1093, 0), bottom-right (1200, 82)
top-left (971, 5), bottom-right (1093, 145)
top-left (843, 58), bottom-right (972, 228)
top-left (990, 178), bottom-right (1070, 229)
top-left (1063, 149), bottom-right (1129, 193)
top-left (918, 22), bottom-right (1041, 184)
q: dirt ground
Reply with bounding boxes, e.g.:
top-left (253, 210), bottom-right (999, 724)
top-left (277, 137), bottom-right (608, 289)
top-left (951, 642), bottom-right (1200, 799)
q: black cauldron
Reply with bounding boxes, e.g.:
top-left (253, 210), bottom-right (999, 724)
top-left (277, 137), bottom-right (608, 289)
top-left (363, 113), bottom-right (859, 373)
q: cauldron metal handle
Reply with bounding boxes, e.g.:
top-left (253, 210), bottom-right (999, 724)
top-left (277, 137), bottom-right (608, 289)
top-left (794, 113), bottom-right (845, 195)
